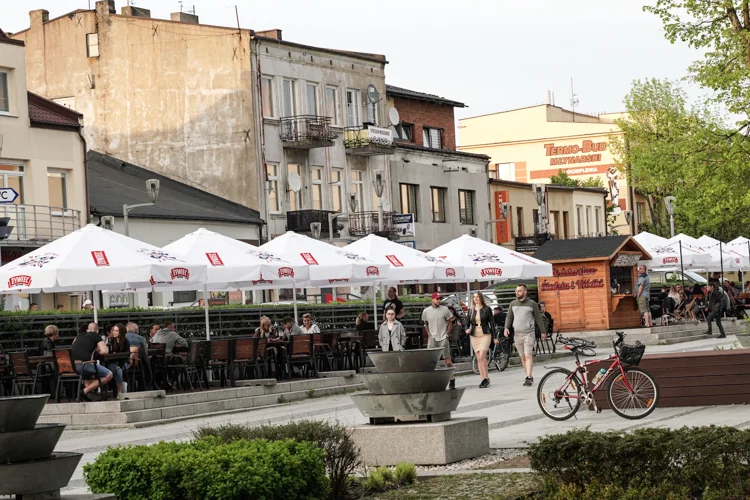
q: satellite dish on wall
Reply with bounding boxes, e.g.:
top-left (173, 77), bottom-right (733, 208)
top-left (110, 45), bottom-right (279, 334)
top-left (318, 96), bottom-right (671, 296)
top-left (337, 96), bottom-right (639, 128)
top-left (388, 107), bottom-right (400, 126)
top-left (367, 84), bottom-right (379, 104)
top-left (288, 171), bottom-right (302, 192)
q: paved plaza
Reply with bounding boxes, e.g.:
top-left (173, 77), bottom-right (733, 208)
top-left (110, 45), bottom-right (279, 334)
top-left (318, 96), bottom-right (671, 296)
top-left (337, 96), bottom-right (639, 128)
top-left (59, 334), bottom-right (748, 495)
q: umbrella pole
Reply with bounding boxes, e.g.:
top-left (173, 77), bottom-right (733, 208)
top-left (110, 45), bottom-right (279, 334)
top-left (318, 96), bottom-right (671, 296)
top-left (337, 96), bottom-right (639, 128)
top-left (293, 280), bottom-right (299, 323)
top-left (92, 286), bottom-right (98, 324)
top-left (372, 281), bottom-right (377, 325)
top-left (466, 281), bottom-right (471, 308)
top-left (679, 241), bottom-right (685, 292)
top-left (720, 242), bottom-right (725, 285)
top-left (203, 285), bottom-right (210, 340)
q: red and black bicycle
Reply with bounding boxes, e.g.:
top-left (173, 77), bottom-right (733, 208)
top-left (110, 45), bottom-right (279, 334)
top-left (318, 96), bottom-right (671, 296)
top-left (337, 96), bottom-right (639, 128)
top-left (537, 331), bottom-right (659, 421)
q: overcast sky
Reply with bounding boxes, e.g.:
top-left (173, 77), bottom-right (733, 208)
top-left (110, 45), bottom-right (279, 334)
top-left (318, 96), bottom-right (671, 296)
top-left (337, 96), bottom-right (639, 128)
top-left (3, 0), bottom-right (701, 122)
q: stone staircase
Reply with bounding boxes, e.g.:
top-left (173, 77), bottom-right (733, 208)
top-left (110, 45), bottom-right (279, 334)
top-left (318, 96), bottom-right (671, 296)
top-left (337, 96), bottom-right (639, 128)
top-left (571, 320), bottom-right (746, 348)
top-left (38, 373), bottom-right (363, 429)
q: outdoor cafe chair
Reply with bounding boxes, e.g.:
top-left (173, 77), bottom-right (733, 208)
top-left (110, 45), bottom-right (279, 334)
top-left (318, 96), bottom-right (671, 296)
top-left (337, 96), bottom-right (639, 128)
top-left (285, 334), bottom-right (317, 379)
top-left (255, 337), bottom-right (278, 379)
top-left (167, 341), bottom-right (207, 391)
top-left (232, 337), bottom-right (259, 380)
top-left (127, 345), bottom-right (149, 392)
top-left (9, 351), bottom-right (37, 396)
top-left (52, 349), bottom-right (106, 403)
top-left (358, 330), bottom-right (380, 370)
top-left (207, 339), bottom-right (234, 387)
top-left (313, 333), bottom-right (336, 372)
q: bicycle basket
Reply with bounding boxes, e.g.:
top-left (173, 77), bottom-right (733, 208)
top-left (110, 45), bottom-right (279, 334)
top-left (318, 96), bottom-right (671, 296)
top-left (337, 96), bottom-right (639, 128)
top-left (619, 342), bottom-right (646, 366)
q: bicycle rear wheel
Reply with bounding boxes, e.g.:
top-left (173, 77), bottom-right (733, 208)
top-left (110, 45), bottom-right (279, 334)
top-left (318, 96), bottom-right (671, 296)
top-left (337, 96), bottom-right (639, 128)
top-left (537, 368), bottom-right (581, 421)
top-left (471, 353), bottom-right (486, 375)
top-left (607, 367), bottom-right (659, 419)
top-left (493, 340), bottom-right (511, 372)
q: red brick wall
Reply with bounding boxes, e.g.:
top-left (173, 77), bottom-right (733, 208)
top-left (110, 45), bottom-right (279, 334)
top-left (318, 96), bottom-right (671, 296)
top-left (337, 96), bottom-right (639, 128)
top-left (392, 97), bottom-right (457, 150)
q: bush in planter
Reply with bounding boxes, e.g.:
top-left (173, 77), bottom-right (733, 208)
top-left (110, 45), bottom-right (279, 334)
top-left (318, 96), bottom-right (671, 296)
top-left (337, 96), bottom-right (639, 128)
top-left (195, 420), bottom-right (360, 500)
top-left (84, 437), bottom-right (329, 500)
top-left (529, 427), bottom-right (750, 498)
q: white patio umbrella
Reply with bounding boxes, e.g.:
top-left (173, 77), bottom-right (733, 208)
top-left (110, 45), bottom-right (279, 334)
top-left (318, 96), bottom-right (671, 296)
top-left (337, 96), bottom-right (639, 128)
top-left (729, 236), bottom-right (750, 246)
top-left (344, 234), bottom-right (464, 322)
top-left (0, 224), bottom-right (208, 321)
top-left (668, 234), bottom-right (747, 272)
top-left (633, 231), bottom-right (710, 269)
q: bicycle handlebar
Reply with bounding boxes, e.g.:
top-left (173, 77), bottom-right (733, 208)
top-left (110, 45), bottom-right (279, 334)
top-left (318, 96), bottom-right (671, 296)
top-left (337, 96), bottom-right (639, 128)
top-left (557, 336), bottom-right (596, 349)
top-left (614, 331), bottom-right (625, 348)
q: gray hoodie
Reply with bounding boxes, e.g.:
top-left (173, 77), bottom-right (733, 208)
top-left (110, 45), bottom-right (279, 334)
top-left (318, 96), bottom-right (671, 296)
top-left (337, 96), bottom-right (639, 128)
top-left (505, 297), bottom-right (544, 336)
top-left (151, 329), bottom-right (188, 353)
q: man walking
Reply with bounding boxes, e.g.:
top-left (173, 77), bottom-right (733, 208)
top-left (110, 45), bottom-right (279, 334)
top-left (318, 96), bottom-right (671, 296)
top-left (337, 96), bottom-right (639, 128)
top-left (383, 287), bottom-right (405, 321)
top-left (422, 292), bottom-right (456, 389)
top-left (635, 265), bottom-right (652, 327)
top-left (705, 281), bottom-right (726, 338)
top-left (505, 284), bottom-right (545, 386)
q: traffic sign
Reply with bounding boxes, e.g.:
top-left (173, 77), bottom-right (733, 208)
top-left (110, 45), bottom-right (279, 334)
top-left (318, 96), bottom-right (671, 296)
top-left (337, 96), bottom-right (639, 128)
top-left (0, 188), bottom-right (19, 204)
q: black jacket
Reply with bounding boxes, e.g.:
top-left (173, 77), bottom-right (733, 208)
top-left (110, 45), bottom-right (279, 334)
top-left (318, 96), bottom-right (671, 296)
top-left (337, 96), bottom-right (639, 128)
top-left (468, 305), bottom-right (496, 336)
top-left (708, 288), bottom-right (723, 312)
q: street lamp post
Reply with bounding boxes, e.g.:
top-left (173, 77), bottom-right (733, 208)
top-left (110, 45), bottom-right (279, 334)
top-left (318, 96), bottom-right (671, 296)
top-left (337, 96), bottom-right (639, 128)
top-left (123, 179), bottom-right (160, 236)
top-left (664, 195), bottom-right (676, 238)
top-left (373, 171), bottom-right (385, 232)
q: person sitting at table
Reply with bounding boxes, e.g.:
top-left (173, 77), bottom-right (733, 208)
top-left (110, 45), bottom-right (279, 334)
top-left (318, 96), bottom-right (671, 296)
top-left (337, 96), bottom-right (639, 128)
top-left (126, 322), bottom-right (152, 389)
top-left (281, 316), bottom-right (304, 339)
top-left (254, 316), bottom-right (275, 338)
top-left (71, 322), bottom-right (112, 402)
top-left (106, 323), bottom-right (131, 394)
top-left (151, 321), bottom-right (187, 354)
top-left (147, 323), bottom-right (160, 342)
top-left (37, 324), bottom-right (60, 355)
top-left (355, 311), bottom-right (374, 331)
top-left (378, 306), bottom-right (406, 351)
top-left (300, 313), bottom-right (320, 334)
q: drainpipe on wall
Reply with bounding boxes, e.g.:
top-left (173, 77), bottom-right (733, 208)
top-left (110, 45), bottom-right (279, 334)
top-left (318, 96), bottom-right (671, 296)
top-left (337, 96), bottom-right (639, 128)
top-left (250, 36), bottom-right (270, 244)
top-left (78, 128), bottom-right (89, 228)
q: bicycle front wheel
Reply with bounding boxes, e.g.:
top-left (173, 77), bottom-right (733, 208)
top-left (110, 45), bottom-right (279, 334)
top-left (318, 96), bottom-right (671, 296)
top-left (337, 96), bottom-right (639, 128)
top-left (607, 367), bottom-right (659, 420)
top-left (493, 341), bottom-right (511, 372)
top-left (537, 368), bottom-right (581, 421)
top-left (471, 353), bottom-right (483, 375)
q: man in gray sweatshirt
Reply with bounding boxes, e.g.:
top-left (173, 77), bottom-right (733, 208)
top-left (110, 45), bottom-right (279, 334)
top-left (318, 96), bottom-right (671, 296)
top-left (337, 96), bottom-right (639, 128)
top-left (504, 284), bottom-right (545, 386)
top-left (151, 320), bottom-right (188, 354)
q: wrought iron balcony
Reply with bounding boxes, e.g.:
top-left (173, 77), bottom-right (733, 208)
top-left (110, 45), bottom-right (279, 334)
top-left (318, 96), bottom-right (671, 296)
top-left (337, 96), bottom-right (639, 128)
top-left (344, 125), bottom-right (395, 156)
top-left (286, 209), bottom-right (336, 235)
top-left (0, 204), bottom-right (82, 244)
top-left (279, 115), bottom-right (336, 149)
top-left (348, 211), bottom-right (399, 239)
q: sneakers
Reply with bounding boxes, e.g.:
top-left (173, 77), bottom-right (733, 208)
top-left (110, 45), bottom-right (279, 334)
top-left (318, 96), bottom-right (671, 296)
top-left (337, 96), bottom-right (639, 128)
top-left (704, 331), bottom-right (713, 336)
top-left (718, 334), bottom-right (727, 338)
top-left (78, 390), bottom-right (92, 402)
top-left (479, 378), bottom-right (490, 388)
top-left (449, 378), bottom-right (456, 390)
top-left (523, 377), bottom-right (534, 386)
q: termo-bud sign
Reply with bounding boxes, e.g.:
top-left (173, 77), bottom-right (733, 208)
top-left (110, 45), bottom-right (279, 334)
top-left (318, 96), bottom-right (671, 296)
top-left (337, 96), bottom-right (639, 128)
top-left (544, 140), bottom-right (607, 166)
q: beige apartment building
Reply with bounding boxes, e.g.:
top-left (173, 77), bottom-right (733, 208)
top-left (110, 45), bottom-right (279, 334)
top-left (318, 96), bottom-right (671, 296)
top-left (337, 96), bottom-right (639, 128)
top-left (0, 29), bottom-right (87, 310)
top-left (459, 104), bottom-right (653, 235)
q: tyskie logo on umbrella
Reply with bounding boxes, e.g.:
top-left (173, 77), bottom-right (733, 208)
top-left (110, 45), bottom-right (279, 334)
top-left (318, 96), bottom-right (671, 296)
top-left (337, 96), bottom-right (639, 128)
top-left (278, 267), bottom-right (295, 278)
top-left (301, 253), bottom-right (318, 265)
top-left (386, 255), bottom-right (403, 267)
top-left (366, 266), bottom-right (379, 276)
top-left (170, 268), bottom-right (190, 280)
top-left (471, 253), bottom-right (503, 264)
top-left (480, 268), bottom-right (503, 277)
top-left (662, 257), bottom-right (678, 265)
top-left (248, 250), bottom-right (283, 263)
top-left (252, 279), bottom-right (274, 285)
top-left (206, 252), bottom-right (224, 266)
top-left (138, 248), bottom-right (181, 262)
top-left (445, 268), bottom-right (456, 277)
top-left (8, 275), bottom-right (32, 288)
top-left (91, 251), bottom-right (110, 267)
top-left (15, 252), bottom-right (58, 269)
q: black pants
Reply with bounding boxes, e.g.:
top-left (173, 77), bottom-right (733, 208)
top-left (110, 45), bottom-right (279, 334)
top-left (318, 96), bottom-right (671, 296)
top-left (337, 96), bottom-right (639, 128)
top-left (706, 308), bottom-right (725, 336)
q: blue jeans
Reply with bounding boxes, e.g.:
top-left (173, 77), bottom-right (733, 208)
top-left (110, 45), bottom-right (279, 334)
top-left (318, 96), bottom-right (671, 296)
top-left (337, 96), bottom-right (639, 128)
top-left (107, 362), bottom-right (129, 386)
top-left (75, 362), bottom-right (112, 379)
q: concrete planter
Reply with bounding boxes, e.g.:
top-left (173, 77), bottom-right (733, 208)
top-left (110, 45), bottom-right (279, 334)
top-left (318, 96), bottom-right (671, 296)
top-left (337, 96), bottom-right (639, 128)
top-left (351, 388), bottom-right (465, 419)
top-left (0, 394), bottom-right (49, 432)
top-left (368, 348), bottom-right (443, 373)
top-left (0, 452), bottom-right (82, 495)
top-left (0, 424), bottom-right (65, 463)
top-left (361, 368), bottom-right (453, 395)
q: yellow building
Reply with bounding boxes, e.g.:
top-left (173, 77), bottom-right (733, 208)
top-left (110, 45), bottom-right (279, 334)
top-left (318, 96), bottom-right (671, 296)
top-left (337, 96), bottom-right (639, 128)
top-left (459, 104), bottom-right (652, 236)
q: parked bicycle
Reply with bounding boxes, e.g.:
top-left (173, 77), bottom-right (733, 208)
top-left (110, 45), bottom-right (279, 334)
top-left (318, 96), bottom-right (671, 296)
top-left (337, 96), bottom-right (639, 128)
top-left (471, 334), bottom-right (511, 374)
top-left (537, 331), bottom-right (659, 421)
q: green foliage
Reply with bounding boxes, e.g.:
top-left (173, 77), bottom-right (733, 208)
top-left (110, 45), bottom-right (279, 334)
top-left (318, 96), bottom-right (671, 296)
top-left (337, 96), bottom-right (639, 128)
top-left (542, 478), bottom-right (691, 500)
top-left (530, 427), bottom-right (750, 499)
top-left (195, 420), bottom-right (360, 500)
top-left (83, 437), bottom-right (329, 500)
top-left (306, 387), bottom-right (317, 398)
top-left (362, 469), bottom-right (388, 492)
top-left (580, 176), bottom-right (604, 188)
top-left (549, 169), bottom-right (580, 187)
top-left (394, 462), bottom-right (418, 485)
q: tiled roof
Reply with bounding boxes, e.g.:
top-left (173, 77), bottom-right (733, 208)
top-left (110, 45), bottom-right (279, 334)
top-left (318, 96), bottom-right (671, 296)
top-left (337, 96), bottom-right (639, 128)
top-left (532, 236), bottom-right (629, 262)
top-left (27, 92), bottom-right (81, 129)
top-left (386, 85), bottom-right (465, 108)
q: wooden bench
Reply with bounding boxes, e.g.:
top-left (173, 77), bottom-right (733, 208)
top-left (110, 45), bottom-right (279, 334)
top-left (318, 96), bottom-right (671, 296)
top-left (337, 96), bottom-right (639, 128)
top-left (591, 349), bottom-right (750, 408)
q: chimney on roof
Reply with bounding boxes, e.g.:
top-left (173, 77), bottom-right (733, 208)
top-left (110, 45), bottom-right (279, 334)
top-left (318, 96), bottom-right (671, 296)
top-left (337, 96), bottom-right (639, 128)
top-left (121, 6), bottom-right (151, 17)
top-left (95, 1), bottom-right (115, 15)
top-left (29, 9), bottom-right (49, 26)
top-left (256, 29), bottom-right (282, 40)
top-left (171, 11), bottom-right (199, 24)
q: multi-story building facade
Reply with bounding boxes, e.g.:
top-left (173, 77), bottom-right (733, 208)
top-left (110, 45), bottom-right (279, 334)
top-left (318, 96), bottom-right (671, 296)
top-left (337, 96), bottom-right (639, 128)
top-left (0, 29), bottom-right (87, 310)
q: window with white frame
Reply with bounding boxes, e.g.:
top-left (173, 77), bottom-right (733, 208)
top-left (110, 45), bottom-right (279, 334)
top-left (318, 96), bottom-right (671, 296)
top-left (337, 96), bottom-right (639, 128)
top-left (47, 170), bottom-right (68, 211)
top-left (287, 163), bottom-right (304, 211)
top-left (86, 33), bottom-right (99, 58)
top-left (306, 83), bottom-right (318, 115)
top-left (266, 163), bottom-right (280, 213)
top-left (282, 79), bottom-right (296, 117)
top-left (0, 70), bottom-right (10, 114)
top-left (595, 206), bottom-right (602, 235)
top-left (400, 183), bottom-right (419, 222)
top-left (576, 205), bottom-right (583, 236)
top-left (325, 87), bottom-right (338, 125)
top-left (346, 89), bottom-right (360, 127)
top-left (422, 127), bottom-right (442, 149)
top-left (351, 170), bottom-right (364, 212)
top-left (431, 187), bottom-right (447, 223)
top-left (261, 77), bottom-right (274, 117)
top-left (458, 189), bottom-right (475, 225)
top-left (490, 162), bottom-right (515, 181)
top-left (331, 168), bottom-right (343, 213)
top-left (585, 206), bottom-right (592, 236)
top-left (311, 167), bottom-right (323, 210)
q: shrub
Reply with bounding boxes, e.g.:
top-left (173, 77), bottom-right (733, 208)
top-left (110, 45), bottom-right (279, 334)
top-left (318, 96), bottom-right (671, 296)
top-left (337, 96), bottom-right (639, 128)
top-left (394, 462), bottom-right (417, 485)
top-left (530, 427), bottom-right (750, 499)
top-left (195, 420), bottom-right (360, 500)
top-left (542, 478), bottom-right (692, 500)
top-left (375, 466), bottom-right (395, 485)
top-left (362, 469), bottom-right (387, 492)
top-left (84, 437), bottom-right (329, 500)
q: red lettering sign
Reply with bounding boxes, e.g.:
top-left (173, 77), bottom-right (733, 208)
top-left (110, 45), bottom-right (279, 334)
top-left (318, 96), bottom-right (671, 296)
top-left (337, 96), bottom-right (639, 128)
top-left (480, 268), bottom-right (503, 277)
top-left (553, 266), bottom-right (598, 278)
top-left (206, 252), bottom-right (224, 266)
top-left (277, 267), bottom-right (294, 278)
top-left (662, 257), bottom-right (678, 265)
top-left (301, 253), bottom-right (318, 265)
top-left (252, 279), bottom-right (273, 285)
top-left (8, 275), bottom-right (32, 288)
top-left (170, 268), bottom-right (190, 280)
top-left (540, 279), bottom-right (605, 291)
top-left (445, 268), bottom-right (456, 277)
top-left (386, 255), bottom-right (403, 267)
top-left (328, 278), bottom-right (349, 283)
top-left (366, 266), bottom-right (380, 276)
top-left (91, 251), bottom-right (110, 267)
top-left (494, 191), bottom-right (511, 244)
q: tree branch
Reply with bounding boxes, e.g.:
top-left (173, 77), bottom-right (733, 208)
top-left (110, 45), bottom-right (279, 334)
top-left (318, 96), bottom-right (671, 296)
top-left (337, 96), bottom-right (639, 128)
top-left (743, 0), bottom-right (750, 28)
top-left (725, 1), bottom-right (744, 32)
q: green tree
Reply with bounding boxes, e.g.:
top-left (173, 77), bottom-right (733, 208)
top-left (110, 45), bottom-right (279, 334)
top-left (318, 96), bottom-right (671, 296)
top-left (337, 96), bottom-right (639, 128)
top-left (549, 169), bottom-right (580, 187)
top-left (580, 177), bottom-right (604, 188)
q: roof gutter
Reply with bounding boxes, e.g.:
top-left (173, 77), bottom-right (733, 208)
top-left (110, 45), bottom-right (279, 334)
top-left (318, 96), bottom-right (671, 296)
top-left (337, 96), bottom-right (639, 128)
top-left (78, 129), bottom-right (89, 226)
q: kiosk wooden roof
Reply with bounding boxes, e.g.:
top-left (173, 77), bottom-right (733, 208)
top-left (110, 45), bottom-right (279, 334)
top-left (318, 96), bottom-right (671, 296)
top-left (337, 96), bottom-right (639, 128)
top-left (532, 235), bottom-right (652, 264)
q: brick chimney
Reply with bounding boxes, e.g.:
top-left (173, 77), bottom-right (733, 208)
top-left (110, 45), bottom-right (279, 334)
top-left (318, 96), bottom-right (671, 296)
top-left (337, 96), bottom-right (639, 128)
top-left (95, 1), bottom-right (115, 16)
top-left (29, 9), bottom-right (49, 26)
top-left (171, 11), bottom-right (199, 24)
top-left (256, 29), bottom-right (282, 40)
top-left (121, 6), bottom-right (151, 17)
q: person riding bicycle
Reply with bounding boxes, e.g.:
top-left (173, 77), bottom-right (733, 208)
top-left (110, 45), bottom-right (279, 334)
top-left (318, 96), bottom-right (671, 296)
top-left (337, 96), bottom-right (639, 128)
top-left (505, 284), bottom-right (545, 387)
top-left (466, 292), bottom-right (495, 388)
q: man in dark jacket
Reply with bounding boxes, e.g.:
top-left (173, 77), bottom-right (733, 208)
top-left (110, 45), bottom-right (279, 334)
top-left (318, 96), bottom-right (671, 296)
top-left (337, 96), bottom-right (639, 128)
top-left (704, 281), bottom-right (726, 338)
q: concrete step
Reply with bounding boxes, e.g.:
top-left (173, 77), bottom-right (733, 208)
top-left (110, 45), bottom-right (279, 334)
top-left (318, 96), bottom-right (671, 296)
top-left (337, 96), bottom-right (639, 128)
top-left (662, 334), bottom-right (712, 346)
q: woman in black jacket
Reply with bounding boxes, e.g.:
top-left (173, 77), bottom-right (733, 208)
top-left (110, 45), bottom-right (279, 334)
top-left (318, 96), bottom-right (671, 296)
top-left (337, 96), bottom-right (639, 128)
top-left (466, 292), bottom-right (495, 388)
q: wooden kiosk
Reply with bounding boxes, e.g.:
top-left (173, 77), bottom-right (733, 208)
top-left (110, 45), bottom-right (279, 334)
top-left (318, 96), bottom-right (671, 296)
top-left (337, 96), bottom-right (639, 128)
top-left (531, 236), bottom-right (652, 332)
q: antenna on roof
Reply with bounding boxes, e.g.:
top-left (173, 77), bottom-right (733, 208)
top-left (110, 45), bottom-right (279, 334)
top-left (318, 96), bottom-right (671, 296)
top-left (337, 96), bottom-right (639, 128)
top-left (178, 1), bottom-right (183, 12)
top-left (570, 77), bottom-right (579, 122)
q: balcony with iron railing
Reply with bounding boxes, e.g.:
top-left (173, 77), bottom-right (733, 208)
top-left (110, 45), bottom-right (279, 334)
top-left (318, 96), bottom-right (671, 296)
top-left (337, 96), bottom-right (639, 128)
top-left (286, 209), bottom-right (337, 236)
top-left (344, 124), bottom-right (395, 156)
top-left (0, 204), bottom-right (82, 244)
top-left (279, 115), bottom-right (336, 149)
top-left (348, 211), bottom-right (399, 239)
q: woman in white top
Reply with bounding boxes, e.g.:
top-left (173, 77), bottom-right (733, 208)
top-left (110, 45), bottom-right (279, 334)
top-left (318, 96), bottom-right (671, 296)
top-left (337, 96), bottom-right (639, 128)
top-left (300, 313), bottom-right (320, 334)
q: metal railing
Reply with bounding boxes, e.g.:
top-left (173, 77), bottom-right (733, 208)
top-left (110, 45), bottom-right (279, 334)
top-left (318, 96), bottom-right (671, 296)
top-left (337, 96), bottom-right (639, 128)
top-left (0, 204), bottom-right (81, 243)
top-left (279, 115), bottom-right (336, 144)
top-left (343, 125), bottom-right (394, 150)
top-left (286, 209), bottom-right (335, 234)
top-left (348, 211), bottom-right (398, 238)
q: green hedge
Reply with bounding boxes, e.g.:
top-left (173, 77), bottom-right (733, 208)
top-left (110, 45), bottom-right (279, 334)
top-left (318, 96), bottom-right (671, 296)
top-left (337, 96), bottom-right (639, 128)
top-left (83, 437), bottom-right (330, 500)
top-left (196, 420), bottom-right (359, 500)
top-left (530, 427), bottom-right (750, 499)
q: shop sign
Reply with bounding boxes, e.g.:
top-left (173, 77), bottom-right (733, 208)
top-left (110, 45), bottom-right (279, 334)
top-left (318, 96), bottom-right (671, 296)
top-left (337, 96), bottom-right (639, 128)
top-left (394, 214), bottom-right (415, 237)
top-left (544, 140), bottom-right (607, 166)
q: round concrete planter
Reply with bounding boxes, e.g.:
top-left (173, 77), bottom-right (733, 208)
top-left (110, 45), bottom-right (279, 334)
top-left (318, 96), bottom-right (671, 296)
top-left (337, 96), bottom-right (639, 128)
top-left (351, 388), bottom-right (465, 418)
top-left (362, 368), bottom-right (454, 395)
top-left (0, 452), bottom-right (82, 495)
top-left (368, 348), bottom-right (443, 373)
top-left (0, 394), bottom-right (49, 432)
top-left (0, 424), bottom-right (66, 463)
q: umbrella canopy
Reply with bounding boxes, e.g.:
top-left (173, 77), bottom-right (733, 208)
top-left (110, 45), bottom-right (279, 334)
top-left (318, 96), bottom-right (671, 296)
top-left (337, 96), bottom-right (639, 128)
top-left (668, 234), bottom-right (748, 271)
top-left (344, 234), bottom-right (463, 283)
top-left (633, 231), bottom-right (710, 269)
top-left (698, 235), bottom-right (722, 246)
top-left (0, 224), bottom-right (207, 293)
top-left (260, 231), bottom-right (390, 286)
top-left (163, 228), bottom-right (308, 289)
top-left (427, 234), bottom-right (552, 281)
top-left (729, 236), bottom-right (750, 246)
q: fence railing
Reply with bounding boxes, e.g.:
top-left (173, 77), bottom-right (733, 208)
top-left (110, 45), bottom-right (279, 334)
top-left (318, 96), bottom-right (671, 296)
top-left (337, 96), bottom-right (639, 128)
top-left (0, 204), bottom-right (81, 242)
top-left (279, 115), bottom-right (336, 144)
top-left (348, 211), bottom-right (398, 238)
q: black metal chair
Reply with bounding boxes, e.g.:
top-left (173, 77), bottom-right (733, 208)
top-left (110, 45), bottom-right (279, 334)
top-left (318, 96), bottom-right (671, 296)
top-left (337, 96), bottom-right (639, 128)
top-left (232, 338), bottom-right (260, 380)
top-left (285, 334), bottom-right (316, 379)
top-left (52, 349), bottom-right (105, 403)
top-left (167, 341), bottom-right (207, 391)
top-left (207, 339), bottom-right (234, 387)
top-left (313, 333), bottom-right (336, 372)
top-left (10, 351), bottom-right (37, 396)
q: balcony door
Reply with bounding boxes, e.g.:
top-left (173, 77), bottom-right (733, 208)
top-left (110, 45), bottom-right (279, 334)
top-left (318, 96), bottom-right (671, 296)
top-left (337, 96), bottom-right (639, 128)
top-left (0, 164), bottom-right (25, 239)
